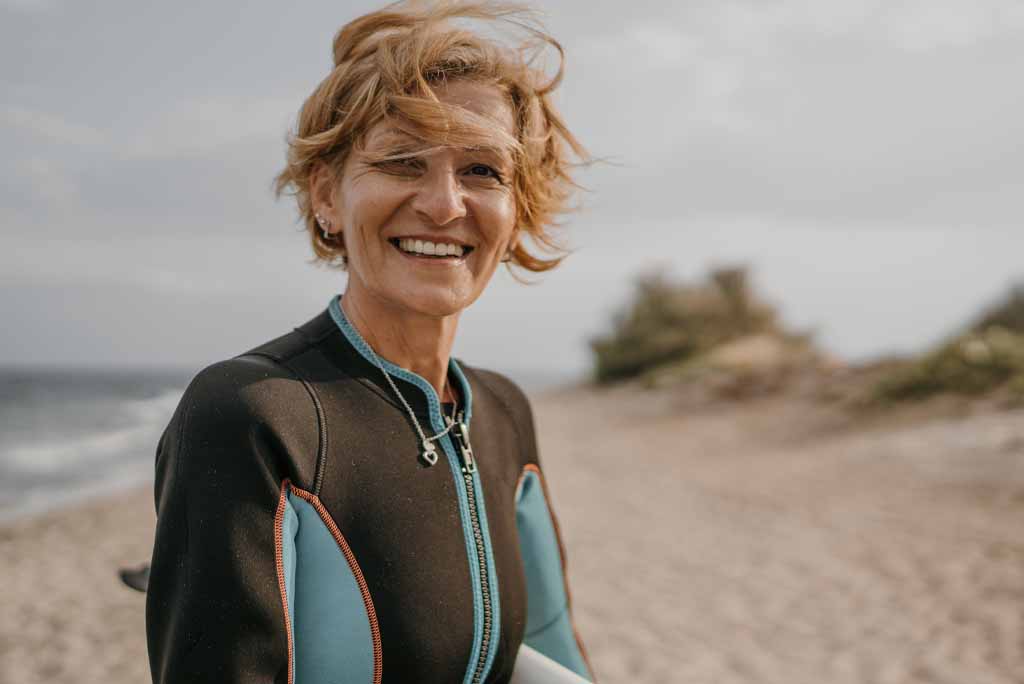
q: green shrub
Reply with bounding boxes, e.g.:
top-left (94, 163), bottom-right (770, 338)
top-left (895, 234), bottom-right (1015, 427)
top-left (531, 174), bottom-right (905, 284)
top-left (970, 283), bottom-right (1024, 334)
top-left (870, 282), bottom-right (1024, 403)
top-left (871, 326), bottom-right (1024, 403)
top-left (588, 265), bottom-right (784, 383)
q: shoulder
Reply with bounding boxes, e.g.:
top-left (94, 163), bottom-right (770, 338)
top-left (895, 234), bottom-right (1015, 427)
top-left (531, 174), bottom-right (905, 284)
top-left (458, 361), bottom-right (539, 450)
top-left (165, 356), bottom-right (305, 455)
top-left (180, 355), bottom-right (300, 425)
top-left (164, 354), bottom-right (321, 472)
top-left (155, 310), bottom-right (334, 498)
top-left (460, 362), bottom-right (532, 413)
top-left (153, 355), bottom-right (321, 498)
top-left (180, 307), bottom-right (337, 431)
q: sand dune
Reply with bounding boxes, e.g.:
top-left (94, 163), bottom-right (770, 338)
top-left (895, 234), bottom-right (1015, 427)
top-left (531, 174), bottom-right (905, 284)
top-left (2, 382), bottom-right (1023, 683)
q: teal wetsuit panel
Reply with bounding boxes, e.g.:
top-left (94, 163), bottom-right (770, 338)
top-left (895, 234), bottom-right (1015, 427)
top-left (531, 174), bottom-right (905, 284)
top-left (282, 490), bottom-right (375, 683)
top-left (515, 470), bottom-right (593, 681)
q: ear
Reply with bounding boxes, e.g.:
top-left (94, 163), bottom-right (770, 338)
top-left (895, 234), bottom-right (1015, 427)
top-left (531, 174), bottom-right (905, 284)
top-left (310, 162), bottom-right (340, 221)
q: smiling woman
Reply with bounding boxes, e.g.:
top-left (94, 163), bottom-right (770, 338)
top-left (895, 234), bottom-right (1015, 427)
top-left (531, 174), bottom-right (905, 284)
top-left (144, 1), bottom-right (595, 684)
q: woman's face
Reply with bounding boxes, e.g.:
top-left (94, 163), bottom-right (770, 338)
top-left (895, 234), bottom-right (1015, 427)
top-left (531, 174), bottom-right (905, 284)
top-left (319, 79), bottom-right (518, 319)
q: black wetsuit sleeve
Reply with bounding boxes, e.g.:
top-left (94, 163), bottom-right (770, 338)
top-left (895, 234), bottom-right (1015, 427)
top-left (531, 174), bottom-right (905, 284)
top-left (146, 359), bottom-right (292, 684)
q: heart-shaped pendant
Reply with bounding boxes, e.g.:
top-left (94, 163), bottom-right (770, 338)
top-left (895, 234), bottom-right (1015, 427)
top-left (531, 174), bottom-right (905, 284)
top-left (420, 440), bottom-right (439, 467)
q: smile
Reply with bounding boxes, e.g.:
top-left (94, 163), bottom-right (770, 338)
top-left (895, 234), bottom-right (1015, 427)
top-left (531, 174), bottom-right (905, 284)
top-left (388, 238), bottom-right (474, 262)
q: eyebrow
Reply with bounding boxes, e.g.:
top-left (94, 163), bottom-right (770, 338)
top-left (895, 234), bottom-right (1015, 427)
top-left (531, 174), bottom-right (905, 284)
top-left (367, 128), bottom-right (515, 167)
top-left (466, 146), bottom-right (514, 170)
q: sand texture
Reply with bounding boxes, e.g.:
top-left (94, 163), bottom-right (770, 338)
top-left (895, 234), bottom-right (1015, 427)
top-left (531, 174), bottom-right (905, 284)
top-left (2, 383), bottom-right (1023, 683)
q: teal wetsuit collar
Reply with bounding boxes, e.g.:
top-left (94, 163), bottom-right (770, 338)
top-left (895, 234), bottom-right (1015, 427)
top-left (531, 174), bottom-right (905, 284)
top-left (327, 293), bottom-right (474, 427)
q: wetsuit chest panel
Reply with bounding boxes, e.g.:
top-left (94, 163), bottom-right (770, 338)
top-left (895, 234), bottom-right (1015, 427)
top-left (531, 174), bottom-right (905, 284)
top-left (313, 395), bottom-right (478, 683)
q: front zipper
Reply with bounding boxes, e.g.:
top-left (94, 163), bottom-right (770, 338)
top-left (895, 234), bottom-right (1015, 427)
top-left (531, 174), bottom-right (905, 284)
top-left (447, 410), bottom-right (493, 684)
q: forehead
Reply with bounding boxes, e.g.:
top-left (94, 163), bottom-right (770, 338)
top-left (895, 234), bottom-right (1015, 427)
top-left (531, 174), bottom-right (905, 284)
top-left (363, 80), bottom-right (516, 156)
top-left (434, 79), bottom-right (515, 132)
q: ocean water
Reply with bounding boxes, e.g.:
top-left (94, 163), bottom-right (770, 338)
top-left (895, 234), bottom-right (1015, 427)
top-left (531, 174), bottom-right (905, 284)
top-left (0, 366), bottom-right (191, 523)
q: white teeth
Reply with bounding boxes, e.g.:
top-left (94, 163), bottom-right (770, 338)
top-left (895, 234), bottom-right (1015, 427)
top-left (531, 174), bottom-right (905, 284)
top-left (396, 238), bottom-right (466, 258)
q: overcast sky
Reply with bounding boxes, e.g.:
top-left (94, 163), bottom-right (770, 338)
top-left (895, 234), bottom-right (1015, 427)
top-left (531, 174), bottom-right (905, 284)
top-left (2, 0), bottom-right (1022, 382)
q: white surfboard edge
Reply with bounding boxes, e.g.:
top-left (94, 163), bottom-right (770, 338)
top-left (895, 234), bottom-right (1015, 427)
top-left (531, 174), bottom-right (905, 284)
top-left (509, 644), bottom-right (592, 684)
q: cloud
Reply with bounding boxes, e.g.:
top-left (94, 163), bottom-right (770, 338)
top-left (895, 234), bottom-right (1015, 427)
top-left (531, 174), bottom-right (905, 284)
top-left (1, 105), bottom-right (104, 146)
top-left (0, 0), bottom-right (56, 12)
top-left (117, 95), bottom-right (301, 160)
top-left (15, 156), bottom-right (79, 208)
top-left (0, 94), bottom-right (302, 224)
top-left (578, 0), bottom-right (1024, 67)
top-left (561, 0), bottom-right (1024, 227)
top-left (0, 233), bottom-right (312, 296)
top-left (882, 0), bottom-right (1024, 51)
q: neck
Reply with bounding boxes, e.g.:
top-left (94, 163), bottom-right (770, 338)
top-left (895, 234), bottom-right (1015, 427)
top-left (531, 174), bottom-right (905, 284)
top-left (340, 281), bottom-right (461, 404)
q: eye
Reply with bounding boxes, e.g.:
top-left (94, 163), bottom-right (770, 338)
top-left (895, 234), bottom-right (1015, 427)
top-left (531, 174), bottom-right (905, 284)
top-left (466, 164), bottom-right (503, 182)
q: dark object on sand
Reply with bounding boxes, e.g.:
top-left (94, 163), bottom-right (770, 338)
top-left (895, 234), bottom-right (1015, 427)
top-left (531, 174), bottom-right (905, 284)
top-left (119, 562), bottom-right (150, 593)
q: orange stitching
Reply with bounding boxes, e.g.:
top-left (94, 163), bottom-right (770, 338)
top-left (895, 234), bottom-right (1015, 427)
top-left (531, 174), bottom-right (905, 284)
top-left (289, 484), bottom-right (383, 684)
top-left (274, 479), bottom-right (295, 684)
top-left (517, 464), bottom-right (597, 681)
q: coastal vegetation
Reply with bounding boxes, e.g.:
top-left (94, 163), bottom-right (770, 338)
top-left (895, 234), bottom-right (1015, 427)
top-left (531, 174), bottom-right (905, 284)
top-left (870, 284), bottom-right (1024, 405)
top-left (587, 266), bottom-right (826, 398)
top-left (590, 266), bottom-right (1024, 407)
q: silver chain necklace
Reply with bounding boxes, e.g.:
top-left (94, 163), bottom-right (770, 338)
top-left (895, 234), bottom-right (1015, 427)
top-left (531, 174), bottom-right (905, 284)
top-left (364, 342), bottom-right (458, 467)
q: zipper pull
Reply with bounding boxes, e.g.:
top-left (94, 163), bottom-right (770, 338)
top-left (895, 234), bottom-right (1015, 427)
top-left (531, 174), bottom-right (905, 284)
top-left (456, 419), bottom-right (477, 474)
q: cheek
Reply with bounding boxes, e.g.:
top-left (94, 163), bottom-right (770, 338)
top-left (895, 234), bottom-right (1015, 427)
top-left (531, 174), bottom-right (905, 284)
top-left (479, 194), bottom-right (517, 244)
top-left (343, 178), bottom-right (401, 241)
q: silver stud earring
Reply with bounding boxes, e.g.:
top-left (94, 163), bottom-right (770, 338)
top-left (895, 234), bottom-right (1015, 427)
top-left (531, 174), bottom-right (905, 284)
top-left (315, 212), bottom-right (332, 239)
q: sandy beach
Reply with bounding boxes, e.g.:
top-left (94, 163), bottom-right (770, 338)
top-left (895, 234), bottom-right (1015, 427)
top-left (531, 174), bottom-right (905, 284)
top-left (2, 381), bottom-right (1023, 683)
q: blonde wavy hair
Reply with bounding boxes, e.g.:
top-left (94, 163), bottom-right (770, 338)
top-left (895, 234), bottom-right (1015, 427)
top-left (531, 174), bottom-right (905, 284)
top-left (273, 0), bottom-right (589, 277)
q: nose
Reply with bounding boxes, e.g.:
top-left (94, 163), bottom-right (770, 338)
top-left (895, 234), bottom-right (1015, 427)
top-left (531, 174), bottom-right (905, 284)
top-left (412, 166), bottom-right (467, 226)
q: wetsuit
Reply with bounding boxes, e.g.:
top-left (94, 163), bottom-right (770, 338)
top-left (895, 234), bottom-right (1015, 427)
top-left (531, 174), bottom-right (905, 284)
top-left (145, 294), bottom-right (595, 684)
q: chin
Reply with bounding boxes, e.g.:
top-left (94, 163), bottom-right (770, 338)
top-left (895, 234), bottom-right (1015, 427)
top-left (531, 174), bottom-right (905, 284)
top-left (396, 290), bottom-right (474, 318)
